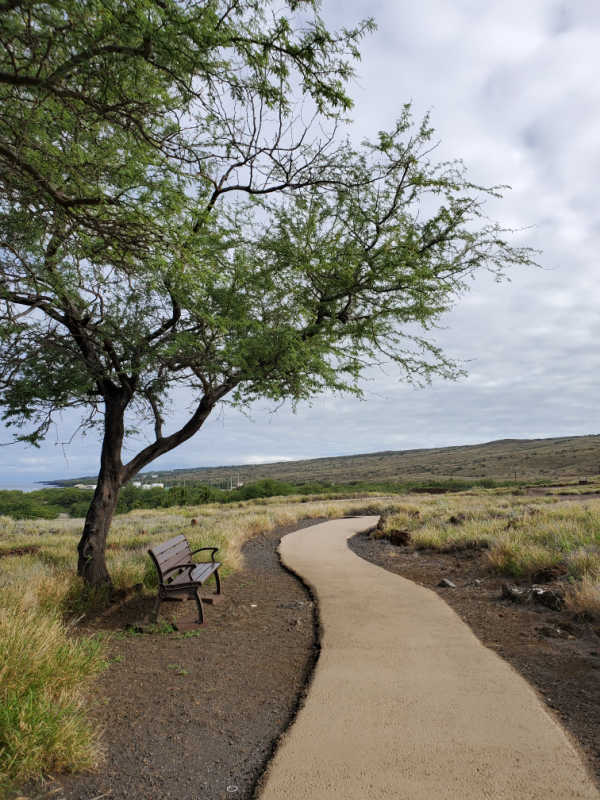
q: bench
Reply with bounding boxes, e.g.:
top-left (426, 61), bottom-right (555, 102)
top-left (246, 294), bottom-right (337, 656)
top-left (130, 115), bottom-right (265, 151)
top-left (148, 534), bottom-right (222, 626)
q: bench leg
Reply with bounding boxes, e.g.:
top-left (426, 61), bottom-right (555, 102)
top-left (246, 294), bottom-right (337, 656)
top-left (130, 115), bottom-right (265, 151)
top-left (151, 592), bottom-right (161, 623)
top-left (193, 588), bottom-right (205, 625)
top-left (214, 568), bottom-right (221, 595)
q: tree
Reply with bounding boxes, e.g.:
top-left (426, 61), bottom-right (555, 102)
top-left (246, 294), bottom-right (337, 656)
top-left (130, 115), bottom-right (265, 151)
top-left (0, 1), bottom-right (535, 585)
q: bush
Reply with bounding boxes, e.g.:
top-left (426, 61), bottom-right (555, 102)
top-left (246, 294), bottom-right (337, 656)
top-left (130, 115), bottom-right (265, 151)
top-left (227, 479), bottom-right (296, 501)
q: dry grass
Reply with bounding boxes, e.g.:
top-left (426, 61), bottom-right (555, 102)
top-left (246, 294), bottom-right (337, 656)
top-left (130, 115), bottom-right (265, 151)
top-left (565, 576), bottom-right (600, 619)
top-left (377, 493), bottom-right (600, 587)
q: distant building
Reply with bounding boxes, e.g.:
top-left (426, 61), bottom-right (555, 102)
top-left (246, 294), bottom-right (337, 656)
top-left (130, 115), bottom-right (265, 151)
top-left (74, 483), bottom-right (96, 489)
top-left (141, 482), bottom-right (164, 490)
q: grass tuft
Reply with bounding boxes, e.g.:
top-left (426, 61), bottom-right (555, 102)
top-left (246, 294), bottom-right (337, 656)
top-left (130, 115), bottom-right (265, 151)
top-left (0, 604), bottom-right (106, 794)
top-left (487, 540), bottom-right (565, 579)
top-left (565, 576), bottom-right (600, 619)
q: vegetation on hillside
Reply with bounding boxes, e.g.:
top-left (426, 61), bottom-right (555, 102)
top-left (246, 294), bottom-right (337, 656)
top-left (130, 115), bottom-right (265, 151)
top-left (59, 434), bottom-right (600, 489)
top-left (0, 477), bottom-right (529, 521)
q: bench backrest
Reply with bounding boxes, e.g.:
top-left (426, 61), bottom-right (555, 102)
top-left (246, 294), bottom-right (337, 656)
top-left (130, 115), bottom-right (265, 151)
top-left (148, 534), bottom-right (192, 584)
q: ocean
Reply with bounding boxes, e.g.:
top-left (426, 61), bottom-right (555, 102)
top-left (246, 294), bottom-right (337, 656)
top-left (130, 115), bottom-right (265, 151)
top-left (0, 481), bottom-right (57, 493)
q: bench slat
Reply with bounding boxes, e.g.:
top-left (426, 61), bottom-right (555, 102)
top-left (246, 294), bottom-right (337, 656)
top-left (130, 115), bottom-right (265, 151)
top-left (191, 563), bottom-right (220, 583)
top-left (151, 535), bottom-right (188, 558)
top-left (166, 562), bottom-right (221, 587)
top-left (155, 545), bottom-right (191, 573)
top-left (152, 540), bottom-right (189, 561)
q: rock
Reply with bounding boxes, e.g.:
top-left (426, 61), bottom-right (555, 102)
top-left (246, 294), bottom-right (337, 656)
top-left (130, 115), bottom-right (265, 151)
top-left (448, 513), bottom-right (466, 525)
top-left (536, 625), bottom-right (560, 639)
top-left (388, 529), bottom-right (411, 546)
top-left (559, 621), bottom-right (577, 635)
top-left (438, 578), bottom-right (456, 588)
top-left (501, 583), bottom-right (526, 603)
top-left (531, 586), bottom-right (564, 611)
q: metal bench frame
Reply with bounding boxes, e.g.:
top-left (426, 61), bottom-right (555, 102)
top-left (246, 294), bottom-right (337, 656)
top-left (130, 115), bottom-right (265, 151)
top-left (148, 534), bottom-right (222, 625)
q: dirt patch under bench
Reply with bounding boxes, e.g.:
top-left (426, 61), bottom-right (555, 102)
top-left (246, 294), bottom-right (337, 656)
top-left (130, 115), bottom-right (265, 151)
top-left (348, 531), bottom-right (600, 789)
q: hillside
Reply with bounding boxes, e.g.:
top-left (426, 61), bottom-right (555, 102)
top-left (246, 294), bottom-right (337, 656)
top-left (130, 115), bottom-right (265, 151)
top-left (54, 434), bottom-right (600, 487)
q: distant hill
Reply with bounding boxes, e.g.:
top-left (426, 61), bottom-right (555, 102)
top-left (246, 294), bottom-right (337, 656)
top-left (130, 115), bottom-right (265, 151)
top-left (53, 434), bottom-right (600, 487)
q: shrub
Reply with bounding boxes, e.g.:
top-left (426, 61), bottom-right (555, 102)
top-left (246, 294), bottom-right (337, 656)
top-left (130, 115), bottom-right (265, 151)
top-left (565, 576), bottom-right (600, 619)
top-left (487, 540), bottom-right (565, 579)
top-left (0, 606), bottom-right (106, 793)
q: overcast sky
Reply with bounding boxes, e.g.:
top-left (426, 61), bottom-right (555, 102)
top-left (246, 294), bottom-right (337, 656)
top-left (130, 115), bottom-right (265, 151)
top-left (2, 0), bottom-right (599, 484)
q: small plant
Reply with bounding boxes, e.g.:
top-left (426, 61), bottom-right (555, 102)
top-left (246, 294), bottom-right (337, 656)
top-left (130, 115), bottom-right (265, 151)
top-left (167, 663), bottom-right (189, 676)
top-left (146, 620), bottom-right (176, 635)
top-left (180, 629), bottom-right (205, 639)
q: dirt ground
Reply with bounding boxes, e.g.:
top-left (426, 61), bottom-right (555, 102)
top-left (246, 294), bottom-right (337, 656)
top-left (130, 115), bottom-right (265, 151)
top-left (348, 531), bottom-right (600, 789)
top-left (25, 518), bottom-right (323, 800)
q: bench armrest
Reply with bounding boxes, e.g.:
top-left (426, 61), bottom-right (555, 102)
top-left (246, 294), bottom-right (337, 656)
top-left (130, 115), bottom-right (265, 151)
top-left (162, 562), bottom-right (197, 579)
top-left (190, 546), bottom-right (219, 563)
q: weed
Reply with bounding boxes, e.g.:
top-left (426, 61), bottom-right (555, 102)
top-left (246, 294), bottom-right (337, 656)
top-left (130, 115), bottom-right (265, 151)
top-left (167, 663), bottom-right (189, 676)
top-left (180, 629), bottom-right (205, 639)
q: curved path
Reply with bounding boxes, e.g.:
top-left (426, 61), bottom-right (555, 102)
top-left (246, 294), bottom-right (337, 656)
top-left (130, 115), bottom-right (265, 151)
top-left (258, 517), bottom-right (599, 800)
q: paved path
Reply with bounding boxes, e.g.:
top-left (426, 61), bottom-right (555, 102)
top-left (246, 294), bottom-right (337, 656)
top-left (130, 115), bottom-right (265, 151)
top-left (258, 517), bottom-right (599, 800)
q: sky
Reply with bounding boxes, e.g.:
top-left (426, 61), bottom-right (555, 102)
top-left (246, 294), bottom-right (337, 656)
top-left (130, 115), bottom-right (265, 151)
top-left (1, 0), bottom-right (599, 483)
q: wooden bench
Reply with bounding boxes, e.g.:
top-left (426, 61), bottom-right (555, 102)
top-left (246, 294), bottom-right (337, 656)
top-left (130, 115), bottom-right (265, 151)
top-left (148, 534), bottom-right (222, 626)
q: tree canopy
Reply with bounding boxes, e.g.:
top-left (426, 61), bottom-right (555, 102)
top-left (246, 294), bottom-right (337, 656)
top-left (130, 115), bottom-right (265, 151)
top-left (0, 1), bottom-right (535, 584)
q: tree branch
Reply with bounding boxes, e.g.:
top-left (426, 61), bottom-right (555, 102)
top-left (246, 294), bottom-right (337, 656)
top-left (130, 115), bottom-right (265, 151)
top-left (121, 379), bottom-right (237, 483)
top-left (0, 143), bottom-right (115, 208)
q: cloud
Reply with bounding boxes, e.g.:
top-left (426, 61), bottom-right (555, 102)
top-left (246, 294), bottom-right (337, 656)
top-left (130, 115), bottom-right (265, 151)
top-left (241, 455), bottom-right (296, 465)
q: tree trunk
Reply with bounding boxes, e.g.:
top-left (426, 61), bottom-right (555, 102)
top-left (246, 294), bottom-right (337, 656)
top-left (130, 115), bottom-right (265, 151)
top-left (77, 389), bottom-right (127, 586)
top-left (76, 386), bottom-right (221, 585)
top-left (77, 473), bottom-right (121, 585)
